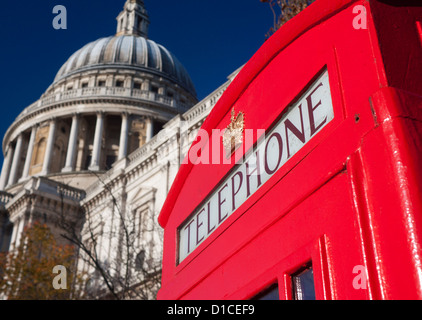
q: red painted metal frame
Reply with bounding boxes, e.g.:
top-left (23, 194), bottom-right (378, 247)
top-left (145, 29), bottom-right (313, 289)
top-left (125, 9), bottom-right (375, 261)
top-left (158, 0), bottom-right (422, 300)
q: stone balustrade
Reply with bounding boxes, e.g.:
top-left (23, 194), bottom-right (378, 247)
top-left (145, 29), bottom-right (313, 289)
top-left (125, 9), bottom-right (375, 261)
top-left (0, 191), bottom-right (13, 206)
top-left (17, 87), bottom-right (189, 121)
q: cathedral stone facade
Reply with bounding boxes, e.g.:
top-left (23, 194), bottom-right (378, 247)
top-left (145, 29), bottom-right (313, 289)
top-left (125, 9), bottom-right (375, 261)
top-left (0, 0), bottom-right (237, 298)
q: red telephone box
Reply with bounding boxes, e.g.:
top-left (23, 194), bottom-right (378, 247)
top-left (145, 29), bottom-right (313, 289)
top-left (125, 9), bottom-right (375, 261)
top-left (158, 0), bottom-right (422, 300)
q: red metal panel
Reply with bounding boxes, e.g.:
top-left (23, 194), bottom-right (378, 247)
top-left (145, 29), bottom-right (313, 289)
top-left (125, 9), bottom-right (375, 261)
top-left (349, 88), bottom-right (422, 299)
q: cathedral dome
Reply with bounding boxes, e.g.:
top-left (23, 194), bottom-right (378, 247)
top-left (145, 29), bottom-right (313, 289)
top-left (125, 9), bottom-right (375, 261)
top-left (54, 35), bottom-right (196, 97)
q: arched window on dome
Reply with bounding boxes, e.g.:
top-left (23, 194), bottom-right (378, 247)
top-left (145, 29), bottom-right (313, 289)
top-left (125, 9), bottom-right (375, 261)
top-left (133, 81), bottom-right (142, 90)
top-left (33, 138), bottom-right (46, 166)
top-left (51, 138), bottom-right (67, 173)
top-left (137, 18), bottom-right (143, 33)
top-left (29, 137), bottom-right (46, 176)
top-left (119, 17), bottom-right (125, 33)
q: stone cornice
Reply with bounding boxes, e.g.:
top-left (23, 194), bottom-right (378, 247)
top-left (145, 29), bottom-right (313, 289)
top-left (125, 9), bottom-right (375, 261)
top-left (52, 64), bottom-right (196, 99)
top-left (5, 177), bottom-right (85, 213)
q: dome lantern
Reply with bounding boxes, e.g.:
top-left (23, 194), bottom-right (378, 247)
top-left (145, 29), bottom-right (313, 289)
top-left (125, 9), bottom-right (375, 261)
top-left (116, 0), bottom-right (150, 38)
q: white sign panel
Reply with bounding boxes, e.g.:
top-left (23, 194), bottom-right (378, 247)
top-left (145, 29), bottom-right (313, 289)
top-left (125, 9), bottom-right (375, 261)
top-left (178, 71), bottom-right (334, 263)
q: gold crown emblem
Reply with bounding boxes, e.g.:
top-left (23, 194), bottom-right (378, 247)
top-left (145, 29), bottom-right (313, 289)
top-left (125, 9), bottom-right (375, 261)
top-left (223, 108), bottom-right (245, 158)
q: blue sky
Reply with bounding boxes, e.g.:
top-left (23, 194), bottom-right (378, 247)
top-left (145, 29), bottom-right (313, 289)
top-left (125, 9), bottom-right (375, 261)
top-left (0, 0), bottom-right (273, 164)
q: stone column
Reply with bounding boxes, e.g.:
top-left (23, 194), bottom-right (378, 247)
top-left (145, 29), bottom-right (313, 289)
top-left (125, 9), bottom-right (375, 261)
top-left (142, 79), bottom-right (150, 91)
top-left (62, 114), bottom-right (80, 172)
top-left (0, 144), bottom-right (14, 190)
top-left (89, 112), bottom-right (104, 171)
top-left (7, 134), bottom-right (23, 186)
top-left (146, 117), bottom-right (154, 143)
top-left (15, 218), bottom-right (25, 249)
top-left (41, 119), bottom-right (57, 175)
top-left (20, 126), bottom-right (37, 181)
top-left (13, 217), bottom-right (25, 250)
top-left (118, 113), bottom-right (129, 160)
top-left (9, 219), bottom-right (19, 250)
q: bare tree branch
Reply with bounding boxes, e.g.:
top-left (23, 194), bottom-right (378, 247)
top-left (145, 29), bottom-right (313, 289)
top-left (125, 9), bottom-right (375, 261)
top-left (260, 0), bottom-right (315, 38)
top-left (56, 171), bottom-right (161, 300)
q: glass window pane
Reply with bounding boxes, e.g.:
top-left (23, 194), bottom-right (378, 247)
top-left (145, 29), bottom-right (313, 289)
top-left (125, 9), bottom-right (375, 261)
top-left (292, 265), bottom-right (316, 300)
top-left (252, 283), bottom-right (279, 300)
